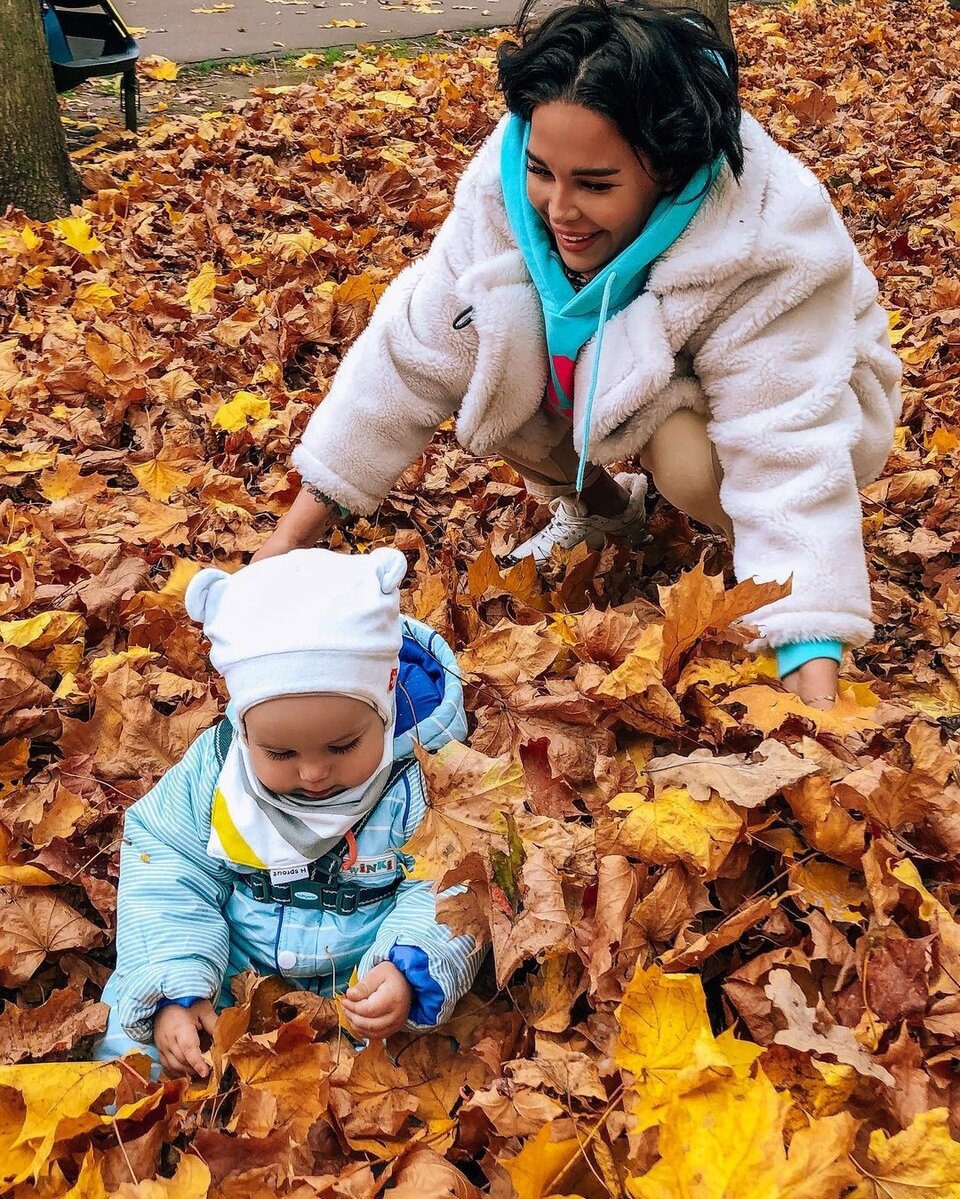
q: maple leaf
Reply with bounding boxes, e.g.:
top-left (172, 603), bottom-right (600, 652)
top-left (658, 557), bottom-right (789, 684)
top-left (646, 740), bottom-right (817, 807)
top-left (403, 741), bottom-right (526, 880)
top-left (852, 1108), bottom-right (960, 1198)
top-left (0, 988), bottom-right (107, 1066)
top-left (503, 1122), bottom-right (584, 1199)
top-left (331, 1039), bottom-right (419, 1141)
top-left (763, 969), bottom-right (894, 1084)
top-left (227, 1016), bottom-right (334, 1143)
top-left (0, 888), bottom-right (104, 986)
top-left (616, 963), bottom-right (762, 1133)
top-left (627, 1071), bottom-right (792, 1199)
top-left (611, 786), bottom-right (743, 876)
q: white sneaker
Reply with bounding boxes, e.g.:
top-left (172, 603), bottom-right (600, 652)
top-left (508, 472), bottom-right (648, 564)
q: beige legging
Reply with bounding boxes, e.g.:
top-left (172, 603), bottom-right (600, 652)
top-left (501, 407), bottom-right (733, 539)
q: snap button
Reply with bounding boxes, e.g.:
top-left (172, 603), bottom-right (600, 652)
top-left (277, 949), bottom-right (297, 971)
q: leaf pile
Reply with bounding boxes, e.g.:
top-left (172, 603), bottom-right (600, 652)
top-left (1, 0), bottom-right (960, 1193)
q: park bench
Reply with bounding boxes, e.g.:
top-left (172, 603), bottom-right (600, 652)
top-left (42, 0), bottom-right (140, 132)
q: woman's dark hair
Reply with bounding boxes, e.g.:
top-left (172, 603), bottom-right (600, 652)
top-left (497, 0), bottom-right (743, 190)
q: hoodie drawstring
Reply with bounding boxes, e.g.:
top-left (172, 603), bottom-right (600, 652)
top-left (575, 271), bottom-right (617, 496)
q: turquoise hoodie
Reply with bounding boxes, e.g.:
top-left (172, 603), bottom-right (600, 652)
top-left (499, 112), bottom-right (722, 491)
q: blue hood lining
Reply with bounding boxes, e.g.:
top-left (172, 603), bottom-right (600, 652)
top-left (395, 631), bottom-right (448, 737)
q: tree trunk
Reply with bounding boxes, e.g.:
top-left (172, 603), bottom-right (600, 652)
top-left (654, 0), bottom-right (734, 50)
top-left (0, 0), bottom-right (82, 220)
top-left (698, 0), bottom-right (733, 50)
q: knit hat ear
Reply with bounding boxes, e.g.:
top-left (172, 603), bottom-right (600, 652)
top-left (185, 567), bottom-right (230, 624)
top-left (370, 547), bottom-right (408, 596)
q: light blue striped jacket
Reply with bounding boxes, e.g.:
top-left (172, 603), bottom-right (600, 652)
top-left (113, 617), bottom-right (484, 1041)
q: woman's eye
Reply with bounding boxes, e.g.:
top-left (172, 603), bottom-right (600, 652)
top-left (526, 162), bottom-right (552, 178)
top-left (330, 737), bottom-right (362, 756)
top-left (265, 750), bottom-right (295, 761)
top-left (582, 182), bottom-right (613, 193)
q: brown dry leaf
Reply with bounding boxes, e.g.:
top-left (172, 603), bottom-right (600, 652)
top-left (332, 1039), bottom-right (418, 1140)
top-left (763, 969), bottom-right (894, 1084)
top-left (0, 988), bottom-right (108, 1065)
top-left (658, 557), bottom-right (789, 684)
top-left (227, 1017), bottom-right (333, 1143)
top-left (404, 742), bottom-right (527, 880)
top-left (457, 618), bottom-right (560, 686)
top-left (0, 889), bottom-right (104, 986)
top-left (647, 740), bottom-right (816, 807)
top-left (389, 1147), bottom-right (483, 1199)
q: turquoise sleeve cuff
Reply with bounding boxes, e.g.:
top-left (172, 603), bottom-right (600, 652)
top-left (776, 640), bottom-right (843, 678)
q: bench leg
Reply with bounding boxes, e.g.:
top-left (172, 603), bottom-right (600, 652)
top-left (122, 69), bottom-right (139, 132)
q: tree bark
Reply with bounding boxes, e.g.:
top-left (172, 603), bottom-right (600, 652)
top-left (653, 0), bottom-right (734, 50)
top-left (0, 0), bottom-right (82, 220)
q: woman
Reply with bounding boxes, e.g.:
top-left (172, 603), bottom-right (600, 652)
top-left (255, 0), bottom-right (902, 709)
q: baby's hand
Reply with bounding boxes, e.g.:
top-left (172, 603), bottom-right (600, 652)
top-left (153, 999), bottom-right (217, 1078)
top-left (343, 962), bottom-right (413, 1039)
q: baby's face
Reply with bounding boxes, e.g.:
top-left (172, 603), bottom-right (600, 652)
top-left (244, 694), bottom-right (386, 800)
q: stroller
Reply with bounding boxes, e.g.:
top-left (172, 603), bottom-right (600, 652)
top-left (42, 0), bottom-right (140, 132)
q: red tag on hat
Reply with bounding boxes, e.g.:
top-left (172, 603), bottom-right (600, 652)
top-left (388, 667), bottom-right (398, 693)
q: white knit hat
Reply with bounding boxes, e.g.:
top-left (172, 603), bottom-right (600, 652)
top-left (184, 547), bottom-right (407, 721)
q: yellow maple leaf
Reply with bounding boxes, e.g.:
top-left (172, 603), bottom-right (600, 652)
top-left (616, 964), bottom-right (763, 1132)
top-left (296, 51), bottom-right (326, 67)
top-left (374, 89), bottom-right (417, 107)
top-left (140, 54), bottom-right (179, 80)
top-left (596, 622), bottom-right (664, 698)
top-left (90, 646), bottom-right (159, 681)
top-left (611, 786), bottom-right (743, 876)
top-left (0, 450), bottom-right (58, 477)
top-left (184, 261), bottom-right (220, 313)
top-left (323, 16), bottom-right (366, 25)
top-left (131, 456), bottom-right (194, 502)
top-left (1, 1061), bottom-right (121, 1182)
top-left (791, 859), bottom-right (866, 924)
top-left (504, 1122), bottom-right (584, 1199)
top-left (0, 610), bottom-right (84, 650)
top-left (627, 1071), bottom-right (791, 1199)
top-left (853, 1108), bottom-right (960, 1197)
top-left (74, 280), bottom-right (120, 313)
top-left (212, 389), bottom-right (271, 431)
top-left (50, 216), bottom-right (104, 257)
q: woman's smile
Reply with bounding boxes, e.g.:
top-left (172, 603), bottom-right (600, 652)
top-left (552, 227), bottom-right (602, 254)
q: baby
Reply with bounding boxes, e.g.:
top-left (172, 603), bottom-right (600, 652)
top-left (94, 547), bottom-right (483, 1076)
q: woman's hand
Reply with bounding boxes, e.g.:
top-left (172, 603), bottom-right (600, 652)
top-left (251, 486), bottom-right (338, 563)
top-left (342, 962), bottom-right (413, 1039)
top-left (153, 999), bottom-right (217, 1078)
top-left (781, 657), bottom-right (839, 711)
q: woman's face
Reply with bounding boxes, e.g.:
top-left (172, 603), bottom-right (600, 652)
top-left (244, 693), bottom-right (385, 799)
top-left (526, 102), bottom-right (663, 278)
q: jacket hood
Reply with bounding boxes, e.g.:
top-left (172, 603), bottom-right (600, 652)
top-left (392, 616), bottom-right (466, 758)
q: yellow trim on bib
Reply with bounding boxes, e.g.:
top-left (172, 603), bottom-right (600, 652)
top-left (211, 788), bottom-right (268, 869)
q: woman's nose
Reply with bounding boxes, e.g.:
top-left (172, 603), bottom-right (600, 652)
top-left (550, 186), bottom-right (581, 225)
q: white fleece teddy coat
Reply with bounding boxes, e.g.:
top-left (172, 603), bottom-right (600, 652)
top-left (293, 114), bottom-right (902, 649)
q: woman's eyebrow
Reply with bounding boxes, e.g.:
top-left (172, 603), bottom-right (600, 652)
top-left (526, 150), bottom-right (621, 178)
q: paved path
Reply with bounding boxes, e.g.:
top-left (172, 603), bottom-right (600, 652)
top-left (118, 0), bottom-right (517, 63)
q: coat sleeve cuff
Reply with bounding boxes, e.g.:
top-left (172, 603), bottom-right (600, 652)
top-left (387, 945), bottom-right (445, 1026)
top-left (775, 639), bottom-right (843, 678)
top-left (115, 962), bottom-right (222, 1043)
